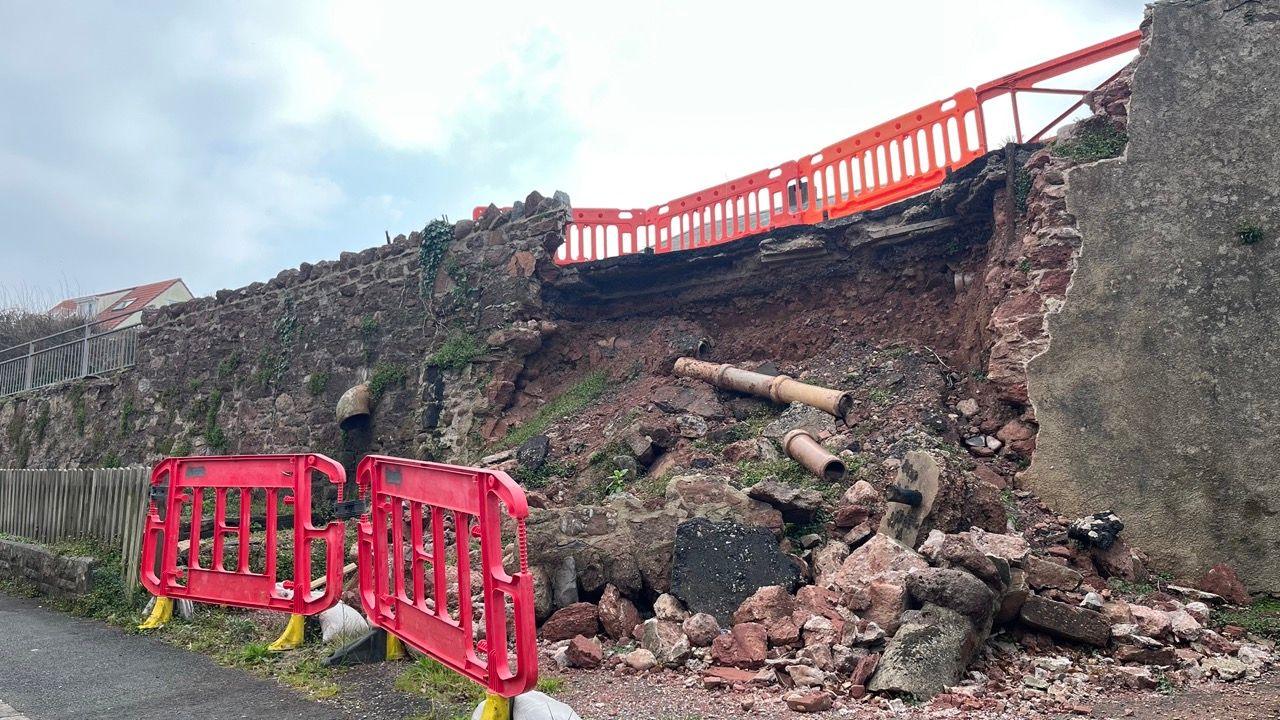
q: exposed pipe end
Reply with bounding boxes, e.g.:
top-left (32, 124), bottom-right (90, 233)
top-left (835, 392), bottom-right (855, 423)
top-left (821, 458), bottom-right (847, 483)
top-left (336, 383), bottom-right (372, 432)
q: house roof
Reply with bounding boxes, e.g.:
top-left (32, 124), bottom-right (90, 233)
top-left (50, 278), bottom-right (188, 330)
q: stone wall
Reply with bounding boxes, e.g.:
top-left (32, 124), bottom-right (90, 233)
top-left (0, 192), bottom-right (571, 471)
top-left (0, 538), bottom-right (96, 598)
top-left (1027, 0), bottom-right (1280, 592)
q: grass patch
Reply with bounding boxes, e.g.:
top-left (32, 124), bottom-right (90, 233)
top-left (735, 458), bottom-right (810, 489)
top-left (535, 676), bottom-right (565, 695)
top-left (395, 657), bottom-right (484, 712)
top-left (1214, 597), bottom-right (1280, 640)
top-left (1051, 120), bottom-right (1127, 163)
top-left (497, 370), bottom-right (608, 450)
top-left (429, 332), bottom-right (482, 372)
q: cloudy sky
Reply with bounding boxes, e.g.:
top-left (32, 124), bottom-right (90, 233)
top-left (0, 0), bottom-right (1145, 305)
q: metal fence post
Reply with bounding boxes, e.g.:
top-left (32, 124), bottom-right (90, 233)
top-left (23, 341), bottom-right (34, 390)
top-left (80, 323), bottom-right (91, 376)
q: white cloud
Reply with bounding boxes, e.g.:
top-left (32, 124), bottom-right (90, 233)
top-left (0, 0), bottom-right (1145, 300)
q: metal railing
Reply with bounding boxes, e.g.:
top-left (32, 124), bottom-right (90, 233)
top-left (475, 30), bottom-right (1142, 265)
top-left (0, 318), bottom-right (140, 398)
top-left (0, 466), bottom-right (151, 595)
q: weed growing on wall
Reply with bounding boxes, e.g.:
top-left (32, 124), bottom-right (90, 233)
top-left (1236, 222), bottom-right (1266, 245)
top-left (369, 363), bottom-right (408, 405)
top-left (418, 217), bottom-right (454, 299)
top-left (306, 371), bottom-right (330, 396)
top-left (1051, 120), bottom-right (1127, 163)
top-left (428, 332), bottom-right (482, 372)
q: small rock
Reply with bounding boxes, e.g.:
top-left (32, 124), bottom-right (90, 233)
top-left (676, 414), bottom-right (708, 438)
top-left (683, 613), bottom-right (721, 647)
top-left (957, 398), bottom-right (979, 417)
top-left (1066, 511), bottom-right (1124, 550)
top-left (1114, 666), bottom-right (1157, 690)
top-left (623, 648), bottom-right (657, 671)
top-left (1080, 592), bottom-right (1105, 611)
top-left (710, 622), bottom-right (768, 668)
top-left (905, 567), bottom-right (997, 630)
top-left (786, 664), bottom-right (826, 687)
top-left (1024, 556), bottom-right (1083, 592)
top-left (654, 593), bottom-right (689, 622)
top-left (1022, 674), bottom-right (1050, 691)
top-left (640, 618), bottom-right (692, 668)
top-left (565, 635), bottom-right (603, 668)
top-left (783, 690), bottom-right (834, 713)
top-left (1202, 655), bottom-right (1249, 681)
top-left (598, 584), bottom-right (641, 640)
top-left (747, 480), bottom-right (823, 524)
top-left (732, 585), bottom-right (796, 625)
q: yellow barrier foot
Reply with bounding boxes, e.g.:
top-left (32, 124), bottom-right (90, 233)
top-left (268, 613), bottom-right (306, 652)
top-left (479, 693), bottom-right (511, 720)
top-left (385, 632), bottom-right (406, 661)
top-left (138, 596), bottom-right (174, 630)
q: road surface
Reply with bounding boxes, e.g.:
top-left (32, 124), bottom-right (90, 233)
top-left (0, 592), bottom-right (347, 720)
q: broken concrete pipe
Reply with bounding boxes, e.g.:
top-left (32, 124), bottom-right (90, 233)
top-left (782, 429), bottom-right (847, 482)
top-left (672, 357), bottom-right (854, 422)
top-left (336, 383), bottom-right (372, 431)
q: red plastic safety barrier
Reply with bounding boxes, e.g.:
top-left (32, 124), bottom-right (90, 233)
top-left (473, 30), bottom-right (1141, 267)
top-left (139, 454), bottom-right (346, 615)
top-left (356, 455), bottom-right (537, 698)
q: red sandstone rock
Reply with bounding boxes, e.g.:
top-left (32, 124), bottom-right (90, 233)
top-left (710, 622), bottom-right (767, 668)
top-left (540, 602), bottom-right (599, 641)
top-left (565, 635), bottom-right (602, 668)
top-left (598, 584), bottom-right (640, 640)
top-left (1198, 563), bottom-right (1251, 605)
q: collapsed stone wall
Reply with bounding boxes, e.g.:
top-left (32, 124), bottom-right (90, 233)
top-left (1027, 0), bottom-right (1280, 594)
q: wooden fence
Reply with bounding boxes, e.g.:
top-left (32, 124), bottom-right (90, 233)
top-left (0, 467), bottom-right (151, 595)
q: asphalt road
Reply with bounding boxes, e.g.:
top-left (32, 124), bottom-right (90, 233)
top-left (0, 592), bottom-right (348, 720)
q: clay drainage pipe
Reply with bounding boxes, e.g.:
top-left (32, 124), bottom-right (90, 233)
top-left (672, 358), bottom-right (854, 422)
top-left (782, 429), bottom-right (847, 482)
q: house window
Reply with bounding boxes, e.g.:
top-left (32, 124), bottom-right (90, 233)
top-left (111, 298), bottom-right (135, 311)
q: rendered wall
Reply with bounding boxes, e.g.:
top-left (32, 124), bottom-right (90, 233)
top-left (1028, 0), bottom-right (1280, 592)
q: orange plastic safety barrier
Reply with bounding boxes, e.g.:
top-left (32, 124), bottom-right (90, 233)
top-left (472, 30), bottom-right (1141, 266)
top-left (139, 454), bottom-right (346, 615)
top-left (356, 455), bottom-right (537, 698)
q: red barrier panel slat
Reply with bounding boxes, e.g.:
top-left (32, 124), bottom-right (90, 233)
top-left (357, 456), bottom-right (537, 698)
top-left (139, 454), bottom-right (346, 616)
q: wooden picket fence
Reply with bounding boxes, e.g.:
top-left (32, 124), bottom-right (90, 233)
top-left (0, 467), bottom-right (151, 595)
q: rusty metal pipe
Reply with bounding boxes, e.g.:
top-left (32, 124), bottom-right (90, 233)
top-left (782, 429), bottom-right (847, 482)
top-left (673, 358), bottom-right (854, 421)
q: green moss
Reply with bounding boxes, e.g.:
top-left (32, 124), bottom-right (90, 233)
top-left (1214, 598), bottom-right (1280, 640)
top-left (429, 332), bottom-right (482, 372)
top-left (497, 370), bottom-right (609, 450)
top-left (172, 438), bottom-right (192, 456)
top-left (369, 363), bottom-right (408, 405)
top-left (1237, 222), bottom-right (1266, 246)
top-left (306, 372), bottom-right (330, 397)
top-left (1013, 167), bottom-right (1033, 214)
top-left (1050, 121), bottom-right (1127, 163)
top-left (512, 459), bottom-right (577, 489)
top-left (252, 351), bottom-right (288, 391)
top-left (101, 451), bottom-right (122, 468)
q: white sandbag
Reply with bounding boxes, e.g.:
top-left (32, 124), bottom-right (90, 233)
top-left (318, 601), bottom-right (369, 643)
top-left (143, 595), bottom-right (195, 621)
top-left (471, 691), bottom-right (580, 720)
